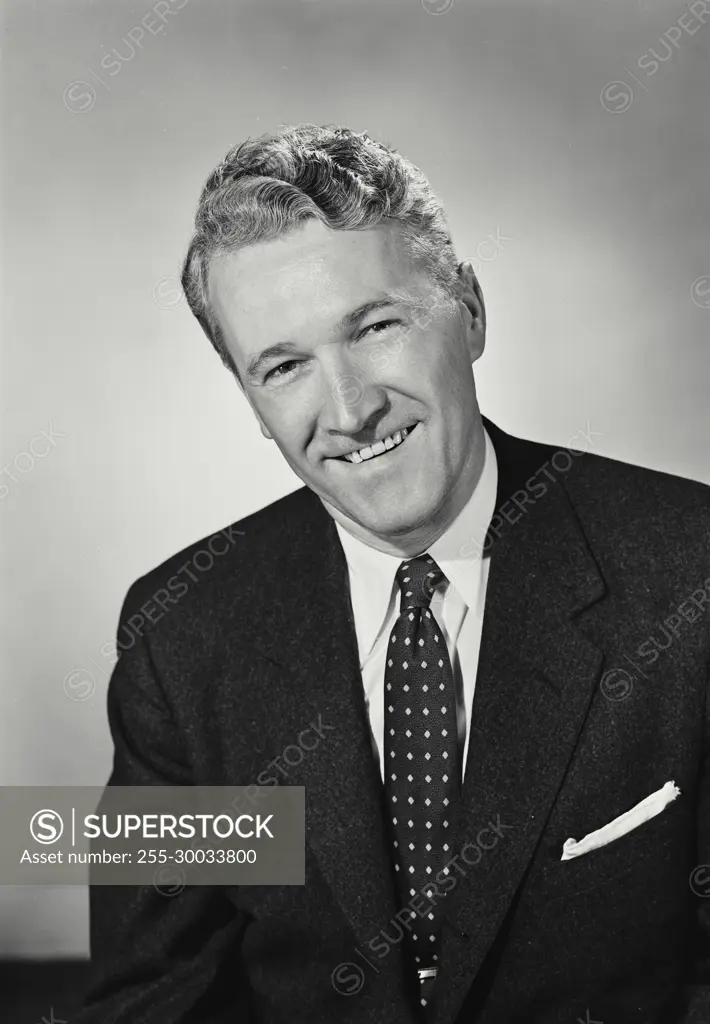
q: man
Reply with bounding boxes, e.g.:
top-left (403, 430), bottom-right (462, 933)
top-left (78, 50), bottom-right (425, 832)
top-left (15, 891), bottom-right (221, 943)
top-left (77, 124), bottom-right (710, 1023)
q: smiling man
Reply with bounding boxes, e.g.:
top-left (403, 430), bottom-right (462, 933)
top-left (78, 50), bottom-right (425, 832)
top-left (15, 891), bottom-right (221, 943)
top-left (78, 125), bottom-right (710, 1024)
top-left (207, 214), bottom-right (486, 553)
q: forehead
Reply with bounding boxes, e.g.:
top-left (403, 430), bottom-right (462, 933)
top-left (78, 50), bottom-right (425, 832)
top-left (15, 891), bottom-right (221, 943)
top-left (207, 219), bottom-right (427, 341)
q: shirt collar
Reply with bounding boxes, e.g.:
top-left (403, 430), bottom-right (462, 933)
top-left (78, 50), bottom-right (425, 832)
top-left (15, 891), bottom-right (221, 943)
top-left (334, 426), bottom-right (498, 661)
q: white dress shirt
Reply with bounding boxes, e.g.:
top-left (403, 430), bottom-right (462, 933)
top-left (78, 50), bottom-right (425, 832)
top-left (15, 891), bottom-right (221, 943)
top-left (334, 427), bottom-right (498, 786)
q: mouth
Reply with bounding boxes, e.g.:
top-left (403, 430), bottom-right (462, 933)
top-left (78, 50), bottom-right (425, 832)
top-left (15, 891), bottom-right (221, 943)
top-left (333, 424), bottom-right (418, 465)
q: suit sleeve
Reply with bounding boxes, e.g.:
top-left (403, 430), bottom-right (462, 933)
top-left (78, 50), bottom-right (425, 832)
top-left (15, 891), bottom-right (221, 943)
top-left (74, 583), bottom-right (252, 1024)
top-left (676, 657), bottom-right (710, 1022)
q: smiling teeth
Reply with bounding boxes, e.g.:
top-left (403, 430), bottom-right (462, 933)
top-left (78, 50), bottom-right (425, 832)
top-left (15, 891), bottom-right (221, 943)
top-left (344, 427), bottom-right (409, 463)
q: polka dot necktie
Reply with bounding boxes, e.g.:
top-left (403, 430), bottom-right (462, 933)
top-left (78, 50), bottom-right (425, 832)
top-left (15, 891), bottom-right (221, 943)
top-left (383, 554), bottom-right (460, 1004)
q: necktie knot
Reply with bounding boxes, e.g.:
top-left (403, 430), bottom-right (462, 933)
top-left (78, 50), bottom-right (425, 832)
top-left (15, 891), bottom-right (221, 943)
top-left (395, 555), bottom-right (446, 610)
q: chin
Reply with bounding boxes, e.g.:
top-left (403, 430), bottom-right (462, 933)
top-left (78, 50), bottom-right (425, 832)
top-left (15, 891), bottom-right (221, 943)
top-left (359, 499), bottom-right (440, 539)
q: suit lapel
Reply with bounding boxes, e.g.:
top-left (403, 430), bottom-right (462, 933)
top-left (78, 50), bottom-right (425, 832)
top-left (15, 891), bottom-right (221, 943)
top-left (238, 497), bottom-right (415, 1014)
top-left (430, 422), bottom-right (608, 1024)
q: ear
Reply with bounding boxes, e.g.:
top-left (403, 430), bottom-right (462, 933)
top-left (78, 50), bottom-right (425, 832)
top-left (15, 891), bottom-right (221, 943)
top-left (231, 365), bottom-right (274, 440)
top-left (248, 400), bottom-right (273, 441)
top-left (455, 259), bottom-right (486, 364)
top-left (257, 414), bottom-right (273, 441)
top-left (247, 393), bottom-right (274, 440)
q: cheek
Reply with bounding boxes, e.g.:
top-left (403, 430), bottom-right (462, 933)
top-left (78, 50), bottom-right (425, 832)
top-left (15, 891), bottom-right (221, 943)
top-left (253, 393), bottom-right (313, 450)
top-left (426, 334), bottom-right (474, 403)
top-left (426, 348), bottom-right (477, 457)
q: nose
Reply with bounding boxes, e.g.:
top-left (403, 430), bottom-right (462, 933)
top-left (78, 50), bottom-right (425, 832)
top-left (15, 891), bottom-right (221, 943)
top-left (318, 350), bottom-right (388, 434)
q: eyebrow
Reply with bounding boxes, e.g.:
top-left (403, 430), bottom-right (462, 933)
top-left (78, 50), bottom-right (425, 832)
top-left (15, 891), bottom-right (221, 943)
top-left (245, 293), bottom-right (409, 380)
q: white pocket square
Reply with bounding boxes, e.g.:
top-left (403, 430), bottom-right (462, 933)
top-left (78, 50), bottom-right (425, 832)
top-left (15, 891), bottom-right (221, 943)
top-left (560, 780), bottom-right (680, 861)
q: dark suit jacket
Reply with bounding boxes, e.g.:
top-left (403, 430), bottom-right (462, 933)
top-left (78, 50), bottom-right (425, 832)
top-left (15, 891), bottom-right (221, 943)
top-left (76, 419), bottom-right (710, 1024)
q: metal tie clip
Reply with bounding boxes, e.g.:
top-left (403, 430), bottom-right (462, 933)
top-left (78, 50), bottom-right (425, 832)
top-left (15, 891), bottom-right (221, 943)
top-left (417, 967), bottom-right (438, 982)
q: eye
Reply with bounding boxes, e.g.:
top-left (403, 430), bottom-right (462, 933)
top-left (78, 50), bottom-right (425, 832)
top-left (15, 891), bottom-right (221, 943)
top-left (264, 360), bottom-right (300, 382)
top-left (361, 319), bottom-right (400, 337)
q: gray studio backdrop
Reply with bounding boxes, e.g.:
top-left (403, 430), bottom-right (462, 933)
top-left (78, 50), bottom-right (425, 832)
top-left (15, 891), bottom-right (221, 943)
top-left (1, 0), bottom-right (708, 957)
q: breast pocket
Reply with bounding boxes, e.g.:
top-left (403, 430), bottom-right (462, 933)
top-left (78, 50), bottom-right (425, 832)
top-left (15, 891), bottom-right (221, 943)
top-left (536, 794), bottom-right (682, 902)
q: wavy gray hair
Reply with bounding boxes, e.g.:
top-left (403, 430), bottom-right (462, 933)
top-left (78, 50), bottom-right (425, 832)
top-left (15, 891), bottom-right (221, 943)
top-left (180, 123), bottom-right (460, 381)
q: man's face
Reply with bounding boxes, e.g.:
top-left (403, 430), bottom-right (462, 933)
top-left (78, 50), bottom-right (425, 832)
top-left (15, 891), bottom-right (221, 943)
top-left (208, 219), bottom-right (486, 543)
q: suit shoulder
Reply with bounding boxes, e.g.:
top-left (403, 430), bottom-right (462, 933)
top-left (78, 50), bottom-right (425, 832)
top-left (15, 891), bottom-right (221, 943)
top-left (120, 486), bottom-right (316, 622)
top-left (566, 448), bottom-right (710, 520)
top-left (488, 417), bottom-right (709, 527)
top-left (561, 449), bottom-right (710, 583)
